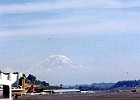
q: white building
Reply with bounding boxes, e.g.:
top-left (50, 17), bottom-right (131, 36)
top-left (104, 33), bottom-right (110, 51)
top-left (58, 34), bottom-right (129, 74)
top-left (0, 79), bottom-right (13, 100)
top-left (0, 71), bottom-right (26, 100)
top-left (43, 89), bottom-right (81, 94)
top-left (0, 71), bottom-right (25, 88)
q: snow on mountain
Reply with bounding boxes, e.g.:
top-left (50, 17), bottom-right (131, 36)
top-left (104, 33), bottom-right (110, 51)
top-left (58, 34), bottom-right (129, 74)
top-left (26, 54), bottom-right (122, 85)
top-left (41, 54), bottom-right (83, 70)
top-left (27, 54), bottom-right (86, 85)
top-left (25, 54), bottom-right (135, 85)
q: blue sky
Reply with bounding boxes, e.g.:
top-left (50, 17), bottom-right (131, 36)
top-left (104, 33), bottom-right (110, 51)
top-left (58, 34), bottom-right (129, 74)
top-left (0, 0), bottom-right (140, 85)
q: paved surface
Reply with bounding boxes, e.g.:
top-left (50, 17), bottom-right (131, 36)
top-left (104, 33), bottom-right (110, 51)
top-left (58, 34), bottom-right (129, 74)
top-left (14, 92), bottom-right (140, 100)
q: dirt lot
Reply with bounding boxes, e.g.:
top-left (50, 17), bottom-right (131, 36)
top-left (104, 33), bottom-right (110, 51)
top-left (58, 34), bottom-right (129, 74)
top-left (15, 92), bottom-right (140, 100)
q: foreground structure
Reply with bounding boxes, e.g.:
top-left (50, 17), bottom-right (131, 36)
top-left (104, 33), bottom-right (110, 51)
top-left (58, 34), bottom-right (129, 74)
top-left (0, 74), bottom-right (12, 99)
top-left (0, 71), bottom-right (27, 99)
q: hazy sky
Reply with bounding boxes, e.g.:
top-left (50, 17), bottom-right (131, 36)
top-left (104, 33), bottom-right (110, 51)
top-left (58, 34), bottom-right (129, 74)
top-left (0, 0), bottom-right (140, 85)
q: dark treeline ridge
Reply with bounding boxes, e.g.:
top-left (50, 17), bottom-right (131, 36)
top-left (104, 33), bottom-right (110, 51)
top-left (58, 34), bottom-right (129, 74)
top-left (69, 80), bottom-right (140, 91)
top-left (110, 80), bottom-right (140, 89)
top-left (26, 74), bottom-right (140, 91)
top-left (26, 74), bottom-right (49, 86)
top-left (26, 74), bottom-right (64, 90)
top-left (69, 83), bottom-right (115, 91)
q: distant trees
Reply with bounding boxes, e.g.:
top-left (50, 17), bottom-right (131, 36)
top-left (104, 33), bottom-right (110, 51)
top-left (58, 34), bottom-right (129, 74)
top-left (26, 74), bottom-right (65, 90)
top-left (60, 84), bottom-right (63, 88)
top-left (77, 80), bottom-right (140, 91)
top-left (26, 74), bottom-right (49, 86)
top-left (111, 80), bottom-right (140, 89)
top-left (26, 75), bottom-right (140, 91)
top-left (78, 85), bottom-right (99, 91)
top-left (26, 74), bottom-right (36, 84)
top-left (69, 83), bottom-right (115, 91)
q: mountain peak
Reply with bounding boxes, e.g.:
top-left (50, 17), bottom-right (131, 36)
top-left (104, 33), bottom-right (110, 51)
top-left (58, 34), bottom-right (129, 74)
top-left (42, 54), bottom-right (75, 66)
top-left (45, 54), bottom-right (73, 64)
top-left (26, 54), bottom-right (85, 85)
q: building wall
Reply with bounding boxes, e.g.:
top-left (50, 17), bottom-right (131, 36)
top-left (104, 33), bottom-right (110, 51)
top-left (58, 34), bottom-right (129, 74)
top-left (0, 72), bottom-right (24, 87)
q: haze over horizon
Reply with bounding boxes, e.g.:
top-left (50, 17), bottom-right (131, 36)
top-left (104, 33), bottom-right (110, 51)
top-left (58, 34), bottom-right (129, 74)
top-left (0, 0), bottom-right (140, 85)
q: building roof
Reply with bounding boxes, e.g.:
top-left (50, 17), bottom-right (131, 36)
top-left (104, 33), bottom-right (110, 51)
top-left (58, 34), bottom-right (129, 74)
top-left (53, 89), bottom-right (80, 93)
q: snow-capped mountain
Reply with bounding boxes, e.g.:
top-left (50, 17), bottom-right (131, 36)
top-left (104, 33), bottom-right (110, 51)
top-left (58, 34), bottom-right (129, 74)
top-left (27, 54), bottom-right (86, 85)
top-left (26, 54), bottom-right (122, 85)
top-left (41, 54), bottom-right (83, 70)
